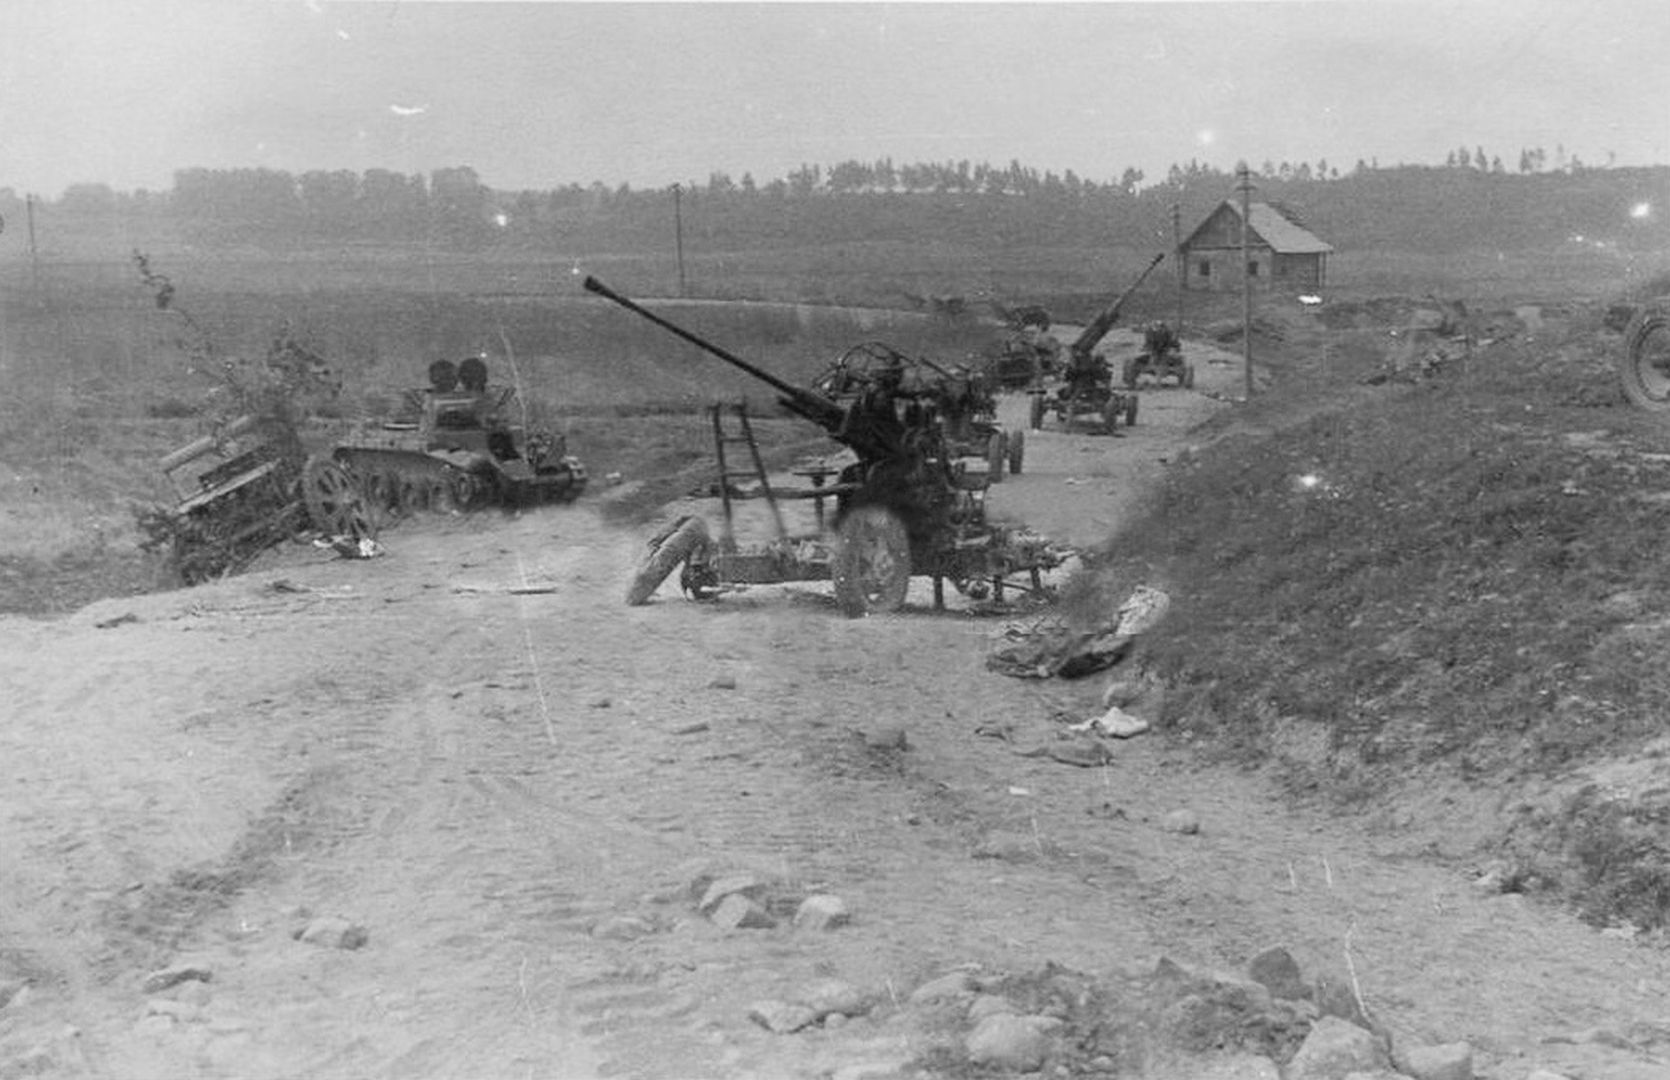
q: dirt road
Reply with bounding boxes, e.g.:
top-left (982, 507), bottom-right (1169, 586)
top-left (3, 333), bottom-right (1668, 1079)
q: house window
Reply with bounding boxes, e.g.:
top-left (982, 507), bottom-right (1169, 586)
top-left (1247, 260), bottom-right (1260, 277)
top-left (1197, 259), bottom-right (1210, 278)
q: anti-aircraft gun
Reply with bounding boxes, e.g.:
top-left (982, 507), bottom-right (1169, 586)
top-left (1031, 253), bottom-right (1165, 433)
top-left (583, 276), bottom-right (1067, 617)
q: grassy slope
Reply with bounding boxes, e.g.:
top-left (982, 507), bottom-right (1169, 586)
top-left (1092, 293), bottom-right (1670, 930)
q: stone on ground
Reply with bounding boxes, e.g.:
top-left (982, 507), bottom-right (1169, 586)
top-left (793, 893), bottom-right (851, 931)
top-left (1393, 1041), bottom-right (1474, 1080)
top-left (710, 893), bottom-right (776, 930)
top-left (965, 1012), bottom-right (1058, 1072)
top-left (1286, 1016), bottom-right (1390, 1080)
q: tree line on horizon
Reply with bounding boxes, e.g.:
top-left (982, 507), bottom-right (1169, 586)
top-left (4, 148), bottom-right (1664, 257)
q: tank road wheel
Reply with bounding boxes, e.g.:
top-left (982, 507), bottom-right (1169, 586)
top-left (832, 506), bottom-right (911, 618)
top-left (302, 457), bottom-right (374, 540)
top-left (626, 516), bottom-right (711, 606)
top-left (1620, 309), bottom-right (1670, 411)
top-left (1007, 427), bottom-right (1025, 475)
top-left (986, 431), bottom-right (1006, 483)
top-left (1125, 393), bottom-right (1139, 427)
top-left (1029, 393), bottom-right (1046, 431)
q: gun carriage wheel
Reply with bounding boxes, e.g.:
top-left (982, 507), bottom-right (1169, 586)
top-left (1620, 309), bottom-right (1670, 411)
top-left (626, 516), bottom-right (711, 606)
top-left (832, 506), bottom-right (911, 617)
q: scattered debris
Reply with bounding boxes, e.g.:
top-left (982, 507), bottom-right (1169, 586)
top-left (793, 894), bottom-right (852, 931)
top-left (294, 916), bottom-right (369, 950)
top-left (140, 962), bottom-right (213, 995)
top-left (317, 535), bottom-right (383, 560)
top-left (1161, 808), bottom-right (1202, 835)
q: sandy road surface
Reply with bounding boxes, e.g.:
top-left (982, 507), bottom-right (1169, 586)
top-left (2, 333), bottom-right (1669, 1079)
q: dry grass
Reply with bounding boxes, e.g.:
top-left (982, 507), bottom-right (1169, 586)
top-left (1088, 298), bottom-right (1670, 927)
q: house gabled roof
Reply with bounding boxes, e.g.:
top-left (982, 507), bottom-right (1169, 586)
top-left (1185, 200), bottom-right (1334, 255)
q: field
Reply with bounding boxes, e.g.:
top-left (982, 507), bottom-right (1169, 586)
top-left (7, 231), bottom-right (1670, 1077)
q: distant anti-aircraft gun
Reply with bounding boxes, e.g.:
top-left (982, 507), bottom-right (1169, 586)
top-left (1032, 253), bottom-right (1165, 433)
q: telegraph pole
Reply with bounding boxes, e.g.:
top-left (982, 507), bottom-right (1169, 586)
top-left (671, 183), bottom-right (687, 298)
top-left (1236, 162), bottom-right (1255, 398)
top-left (26, 194), bottom-right (41, 300)
top-left (1171, 202), bottom-right (1184, 333)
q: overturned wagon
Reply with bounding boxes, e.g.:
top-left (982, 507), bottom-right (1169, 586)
top-left (585, 277), bottom-right (1070, 617)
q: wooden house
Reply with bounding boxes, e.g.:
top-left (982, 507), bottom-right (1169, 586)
top-left (1180, 200), bottom-right (1333, 292)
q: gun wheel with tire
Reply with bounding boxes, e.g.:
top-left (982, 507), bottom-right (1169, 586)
top-left (1619, 309), bottom-right (1670, 411)
top-left (626, 515), bottom-right (711, 605)
top-left (1007, 428), bottom-right (1025, 475)
top-left (986, 432), bottom-right (1006, 483)
top-left (832, 506), bottom-right (910, 618)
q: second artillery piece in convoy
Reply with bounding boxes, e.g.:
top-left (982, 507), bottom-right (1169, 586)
top-left (583, 276), bottom-right (1068, 618)
top-left (1031, 253), bottom-right (1166, 434)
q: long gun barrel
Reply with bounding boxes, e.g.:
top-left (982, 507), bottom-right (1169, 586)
top-left (1069, 252), bottom-right (1166, 360)
top-left (582, 275), bottom-right (846, 431)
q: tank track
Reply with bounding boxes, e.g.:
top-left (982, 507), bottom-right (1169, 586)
top-left (332, 447), bottom-right (492, 517)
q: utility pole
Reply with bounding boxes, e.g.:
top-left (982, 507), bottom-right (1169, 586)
top-left (26, 194), bottom-right (41, 300)
top-left (671, 183), bottom-right (687, 298)
top-left (1171, 201), bottom-right (1184, 333)
top-left (1236, 162), bottom-right (1255, 398)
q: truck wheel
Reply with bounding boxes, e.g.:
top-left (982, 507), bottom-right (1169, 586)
top-left (1619, 309), bottom-right (1670, 411)
top-left (1007, 428), bottom-right (1025, 475)
top-left (1125, 393), bottom-right (1140, 427)
top-left (626, 516), bottom-right (710, 606)
top-left (1029, 393), bottom-right (1046, 431)
top-left (833, 506), bottom-right (911, 618)
top-left (986, 432), bottom-right (1006, 483)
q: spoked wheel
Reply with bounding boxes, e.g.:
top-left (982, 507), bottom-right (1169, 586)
top-left (832, 505), bottom-right (911, 618)
top-left (985, 432), bottom-right (1006, 484)
top-left (1619, 309), bottom-right (1670, 411)
top-left (302, 457), bottom-right (374, 540)
top-left (626, 516), bottom-right (711, 606)
top-left (1007, 427), bottom-right (1025, 475)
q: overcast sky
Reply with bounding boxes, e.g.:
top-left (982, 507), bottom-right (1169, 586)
top-left (2, 0), bottom-right (1666, 197)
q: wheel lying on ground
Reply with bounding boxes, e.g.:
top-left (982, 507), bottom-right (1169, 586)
top-left (625, 516), bottom-right (711, 606)
top-left (302, 456), bottom-right (374, 540)
top-left (832, 505), bottom-right (911, 618)
top-left (1007, 428), bottom-right (1025, 475)
top-left (1619, 309), bottom-right (1670, 411)
top-left (986, 432), bottom-right (1006, 484)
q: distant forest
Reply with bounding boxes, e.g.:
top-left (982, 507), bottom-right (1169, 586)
top-left (5, 149), bottom-right (1667, 256)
